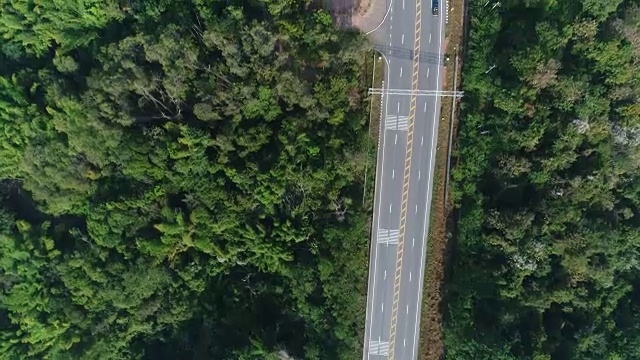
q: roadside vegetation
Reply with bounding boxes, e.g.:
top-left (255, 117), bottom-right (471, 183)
top-left (0, 1), bottom-right (373, 359)
top-left (418, 0), bottom-right (466, 358)
top-left (445, 0), bottom-right (640, 359)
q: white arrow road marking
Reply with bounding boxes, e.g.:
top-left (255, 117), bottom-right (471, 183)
top-left (389, 204), bottom-right (392, 213)
top-left (409, 271), bottom-right (412, 282)
top-left (412, 237), bottom-right (415, 247)
top-left (421, 136), bottom-right (424, 146)
top-left (418, 170), bottom-right (421, 180)
top-left (392, 169), bottom-right (395, 179)
top-left (384, 270), bottom-right (387, 280)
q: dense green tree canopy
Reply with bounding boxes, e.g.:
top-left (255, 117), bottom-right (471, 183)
top-left (0, 1), bottom-right (372, 359)
top-left (446, 0), bottom-right (640, 359)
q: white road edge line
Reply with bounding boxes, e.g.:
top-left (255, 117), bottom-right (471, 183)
top-left (411, 8), bottom-right (445, 360)
top-left (365, 0), bottom-right (393, 35)
top-left (366, 50), bottom-right (390, 360)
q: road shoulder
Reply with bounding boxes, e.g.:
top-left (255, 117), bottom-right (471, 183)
top-left (418, 0), bottom-right (466, 358)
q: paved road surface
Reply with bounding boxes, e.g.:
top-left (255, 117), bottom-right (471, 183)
top-left (363, 0), bottom-right (445, 359)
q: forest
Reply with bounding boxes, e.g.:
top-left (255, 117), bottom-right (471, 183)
top-left (445, 0), bottom-right (640, 359)
top-left (0, 0), bottom-right (373, 359)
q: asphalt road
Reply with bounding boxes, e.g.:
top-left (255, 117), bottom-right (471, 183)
top-left (363, 0), bottom-right (445, 359)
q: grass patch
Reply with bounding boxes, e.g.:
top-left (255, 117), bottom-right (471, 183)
top-left (362, 50), bottom-right (385, 209)
top-left (366, 50), bottom-right (384, 145)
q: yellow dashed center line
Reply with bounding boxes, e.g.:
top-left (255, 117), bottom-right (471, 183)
top-left (387, 1), bottom-right (422, 359)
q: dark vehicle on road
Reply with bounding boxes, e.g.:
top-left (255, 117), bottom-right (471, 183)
top-left (432, 0), bottom-right (439, 15)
